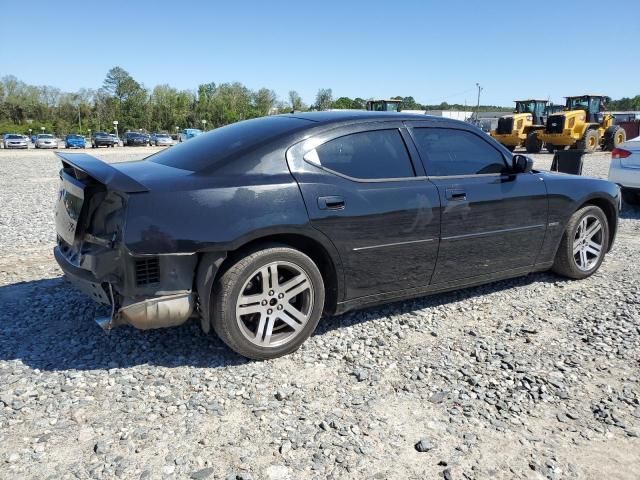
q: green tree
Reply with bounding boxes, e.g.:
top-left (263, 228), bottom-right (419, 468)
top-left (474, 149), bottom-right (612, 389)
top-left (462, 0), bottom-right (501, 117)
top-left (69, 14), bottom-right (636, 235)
top-left (254, 88), bottom-right (277, 116)
top-left (288, 90), bottom-right (304, 111)
top-left (314, 88), bottom-right (333, 111)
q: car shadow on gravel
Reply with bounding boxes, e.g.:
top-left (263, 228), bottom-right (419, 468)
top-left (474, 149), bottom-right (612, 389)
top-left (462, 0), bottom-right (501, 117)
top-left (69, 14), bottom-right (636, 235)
top-left (0, 277), bottom-right (248, 372)
top-left (0, 271), bottom-right (567, 372)
top-left (619, 203), bottom-right (640, 220)
top-left (315, 271), bottom-right (565, 337)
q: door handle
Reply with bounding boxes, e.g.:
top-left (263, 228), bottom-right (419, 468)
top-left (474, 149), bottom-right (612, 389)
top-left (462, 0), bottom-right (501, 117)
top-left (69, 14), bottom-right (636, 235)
top-left (317, 195), bottom-right (345, 210)
top-left (445, 188), bottom-right (466, 201)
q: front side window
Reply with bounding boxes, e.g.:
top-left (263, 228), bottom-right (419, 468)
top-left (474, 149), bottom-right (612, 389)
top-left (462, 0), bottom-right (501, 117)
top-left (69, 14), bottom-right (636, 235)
top-left (411, 128), bottom-right (506, 176)
top-left (308, 129), bottom-right (415, 180)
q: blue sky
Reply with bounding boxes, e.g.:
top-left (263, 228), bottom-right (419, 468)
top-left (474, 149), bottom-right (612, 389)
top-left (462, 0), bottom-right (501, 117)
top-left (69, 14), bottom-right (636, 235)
top-left (1, 0), bottom-right (638, 106)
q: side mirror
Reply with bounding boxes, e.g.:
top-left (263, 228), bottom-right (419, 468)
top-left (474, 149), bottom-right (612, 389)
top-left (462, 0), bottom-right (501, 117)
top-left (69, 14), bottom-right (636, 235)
top-left (512, 154), bottom-right (534, 173)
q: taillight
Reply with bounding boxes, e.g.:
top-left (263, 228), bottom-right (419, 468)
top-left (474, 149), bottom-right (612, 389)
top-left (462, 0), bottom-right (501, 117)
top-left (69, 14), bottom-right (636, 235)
top-left (612, 148), bottom-right (631, 159)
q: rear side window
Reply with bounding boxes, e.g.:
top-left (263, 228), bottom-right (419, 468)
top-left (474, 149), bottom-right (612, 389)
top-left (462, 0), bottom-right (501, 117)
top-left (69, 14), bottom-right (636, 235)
top-left (310, 129), bottom-right (414, 179)
top-left (412, 128), bottom-right (506, 176)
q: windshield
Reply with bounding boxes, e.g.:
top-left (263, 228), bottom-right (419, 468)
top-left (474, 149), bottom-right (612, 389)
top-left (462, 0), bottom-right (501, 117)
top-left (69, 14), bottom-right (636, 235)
top-left (157, 134), bottom-right (170, 138)
top-left (515, 101), bottom-right (536, 113)
top-left (95, 132), bottom-right (108, 137)
top-left (149, 116), bottom-right (311, 172)
top-left (38, 134), bottom-right (54, 139)
top-left (67, 135), bottom-right (83, 139)
top-left (566, 97), bottom-right (589, 110)
top-left (6, 134), bottom-right (22, 139)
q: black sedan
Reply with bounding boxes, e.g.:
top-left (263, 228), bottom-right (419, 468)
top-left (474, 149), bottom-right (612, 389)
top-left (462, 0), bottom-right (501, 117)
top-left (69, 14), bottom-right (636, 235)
top-left (54, 112), bottom-right (620, 359)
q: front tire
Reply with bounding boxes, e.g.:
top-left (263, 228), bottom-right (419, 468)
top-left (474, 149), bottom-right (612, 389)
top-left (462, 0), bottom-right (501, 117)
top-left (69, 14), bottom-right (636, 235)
top-left (604, 126), bottom-right (626, 151)
top-left (576, 129), bottom-right (599, 153)
top-left (552, 205), bottom-right (609, 279)
top-left (525, 131), bottom-right (543, 153)
top-left (210, 246), bottom-right (325, 360)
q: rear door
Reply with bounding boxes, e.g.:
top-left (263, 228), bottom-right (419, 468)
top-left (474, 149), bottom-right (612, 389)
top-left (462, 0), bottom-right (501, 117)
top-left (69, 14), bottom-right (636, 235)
top-left (287, 122), bottom-right (441, 300)
top-left (407, 123), bottom-right (548, 284)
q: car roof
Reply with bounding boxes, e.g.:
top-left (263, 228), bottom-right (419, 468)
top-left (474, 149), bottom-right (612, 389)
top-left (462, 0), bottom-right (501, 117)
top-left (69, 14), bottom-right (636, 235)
top-left (282, 110), bottom-right (444, 124)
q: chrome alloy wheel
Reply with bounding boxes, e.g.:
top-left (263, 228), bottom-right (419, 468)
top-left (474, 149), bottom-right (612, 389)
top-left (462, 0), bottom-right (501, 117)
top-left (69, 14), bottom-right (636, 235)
top-left (235, 261), bottom-right (314, 348)
top-left (573, 214), bottom-right (604, 271)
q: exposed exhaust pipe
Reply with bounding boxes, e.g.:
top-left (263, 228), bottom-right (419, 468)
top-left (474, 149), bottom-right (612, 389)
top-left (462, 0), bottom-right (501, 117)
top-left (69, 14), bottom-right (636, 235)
top-left (94, 285), bottom-right (194, 332)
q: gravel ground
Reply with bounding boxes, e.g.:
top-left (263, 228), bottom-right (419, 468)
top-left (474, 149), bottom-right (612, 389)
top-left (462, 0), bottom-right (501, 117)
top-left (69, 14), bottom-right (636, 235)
top-left (1, 147), bottom-right (639, 480)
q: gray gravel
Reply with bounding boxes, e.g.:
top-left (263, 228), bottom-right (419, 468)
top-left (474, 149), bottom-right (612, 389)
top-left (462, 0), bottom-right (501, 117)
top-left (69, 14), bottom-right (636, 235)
top-left (1, 147), bottom-right (639, 479)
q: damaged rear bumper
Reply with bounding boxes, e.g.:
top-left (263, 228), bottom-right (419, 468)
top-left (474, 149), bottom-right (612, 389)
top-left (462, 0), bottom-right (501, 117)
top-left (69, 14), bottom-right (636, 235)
top-left (54, 245), bottom-right (196, 330)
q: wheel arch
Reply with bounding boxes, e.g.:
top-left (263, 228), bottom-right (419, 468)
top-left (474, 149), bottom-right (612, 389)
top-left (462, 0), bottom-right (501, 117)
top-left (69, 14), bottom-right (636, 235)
top-left (195, 231), bottom-right (344, 333)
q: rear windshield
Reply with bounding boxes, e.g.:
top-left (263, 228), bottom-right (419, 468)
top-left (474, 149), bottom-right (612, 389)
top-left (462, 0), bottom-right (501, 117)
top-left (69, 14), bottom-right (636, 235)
top-left (149, 116), bottom-right (312, 171)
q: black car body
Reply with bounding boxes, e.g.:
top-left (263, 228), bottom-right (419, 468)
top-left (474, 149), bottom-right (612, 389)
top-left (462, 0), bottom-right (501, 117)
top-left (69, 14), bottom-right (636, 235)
top-left (123, 132), bottom-right (149, 146)
top-left (54, 112), bottom-right (620, 359)
top-left (92, 132), bottom-right (114, 148)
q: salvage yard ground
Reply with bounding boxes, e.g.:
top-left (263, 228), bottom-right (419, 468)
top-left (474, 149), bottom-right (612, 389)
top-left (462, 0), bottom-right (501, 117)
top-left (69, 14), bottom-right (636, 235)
top-left (0, 148), bottom-right (639, 479)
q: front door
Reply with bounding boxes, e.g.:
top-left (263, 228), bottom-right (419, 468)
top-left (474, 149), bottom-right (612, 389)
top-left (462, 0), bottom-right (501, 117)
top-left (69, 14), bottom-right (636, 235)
top-left (407, 124), bottom-right (548, 284)
top-left (287, 122), bottom-right (441, 299)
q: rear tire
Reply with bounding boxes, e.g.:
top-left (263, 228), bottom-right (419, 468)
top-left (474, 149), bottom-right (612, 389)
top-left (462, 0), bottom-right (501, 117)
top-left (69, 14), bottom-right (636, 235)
top-left (576, 129), bottom-right (599, 153)
top-left (604, 126), bottom-right (626, 151)
top-left (552, 205), bottom-right (609, 279)
top-left (210, 245), bottom-right (325, 360)
top-left (525, 131), bottom-right (543, 153)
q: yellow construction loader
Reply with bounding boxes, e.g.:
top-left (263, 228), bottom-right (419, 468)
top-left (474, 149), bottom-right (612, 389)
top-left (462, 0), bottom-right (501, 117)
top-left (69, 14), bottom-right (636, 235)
top-left (537, 95), bottom-right (626, 153)
top-left (491, 99), bottom-right (550, 153)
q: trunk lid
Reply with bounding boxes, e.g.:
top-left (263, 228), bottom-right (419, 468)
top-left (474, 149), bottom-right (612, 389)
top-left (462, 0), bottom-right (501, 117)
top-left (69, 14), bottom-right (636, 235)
top-left (55, 153), bottom-right (149, 248)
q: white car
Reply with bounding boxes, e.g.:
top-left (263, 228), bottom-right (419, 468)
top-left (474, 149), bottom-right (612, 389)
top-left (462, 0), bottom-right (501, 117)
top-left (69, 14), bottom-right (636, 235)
top-left (35, 134), bottom-right (59, 149)
top-left (608, 135), bottom-right (640, 204)
top-left (3, 134), bottom-right (29, 149)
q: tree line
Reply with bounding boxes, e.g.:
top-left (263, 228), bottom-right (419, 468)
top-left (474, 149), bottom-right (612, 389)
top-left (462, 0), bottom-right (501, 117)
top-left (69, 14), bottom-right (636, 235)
top-left (1, 67), bottom-right (639, 136)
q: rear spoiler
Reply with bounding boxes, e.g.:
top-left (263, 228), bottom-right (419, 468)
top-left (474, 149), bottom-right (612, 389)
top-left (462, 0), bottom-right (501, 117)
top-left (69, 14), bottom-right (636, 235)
top-left (55, 152), bottom-right (149, 193)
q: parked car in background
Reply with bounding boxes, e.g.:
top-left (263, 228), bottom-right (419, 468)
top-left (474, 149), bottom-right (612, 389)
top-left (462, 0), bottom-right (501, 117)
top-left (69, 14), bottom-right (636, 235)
top-left (109, 134), bottom-right (120, 147)
top-left (3, 134), bottom-right (29, 149)
top-left (53, 112), bottom-right (620, 360)
top-left (123, 132), bottom-right (149, 146)
top-left (35, 134), bottom-right (58, 149)
top-left (65, 134), bottom-right (86, 149)
top-left (609, 135), bottom-right (640, 205)
top-left (150, 133), bottom-right (173, 146)
top-left (178, 128), bottom-right (203, 142)
top-left (91, 132), bottom-right (114, 148)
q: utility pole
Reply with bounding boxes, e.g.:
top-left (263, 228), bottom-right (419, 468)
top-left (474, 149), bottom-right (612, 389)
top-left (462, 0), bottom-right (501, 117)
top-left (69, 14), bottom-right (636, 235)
top-left (475, 83), bottom-right (483, 124)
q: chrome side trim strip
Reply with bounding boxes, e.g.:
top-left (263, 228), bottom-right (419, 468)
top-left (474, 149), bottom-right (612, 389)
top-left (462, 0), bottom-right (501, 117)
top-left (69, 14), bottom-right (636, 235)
top-left (353, 238), bottom-right (435, 252)
top-left (442, 224), bottom-right (546, 241)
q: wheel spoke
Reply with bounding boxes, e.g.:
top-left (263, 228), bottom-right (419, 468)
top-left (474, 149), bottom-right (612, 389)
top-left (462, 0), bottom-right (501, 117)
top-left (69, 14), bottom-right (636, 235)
top-left (585, 241), bottom-right (602, 257)
top-left (584, 221), bottom-right (601, 240)
top-left (239, 293), bottom-right (263, 306)
top-left (577, 217), bottom-right (587, 238)
top-left (278, 273), bottom-right (304, 292)
top-left (579, 249), bottom-right (588, 268)
top-left (573, 239), bottom-right (582, 254)
top-left (260, 266), bottom-right (271, 292)
top-left (268, 264), bottom-right (279, 289)
top-left (262, 317), bottom-right (276, 345)
top-left (238, 304), bottom-right (262, 316)
top-left (284, 304), bottom-right (308, 324)
top-left (254, 314), bottom-right (266, 341)
top-left (285, 279), bottom-right (310, 300)
top-left (277, 310), bottom-right (303, 331)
